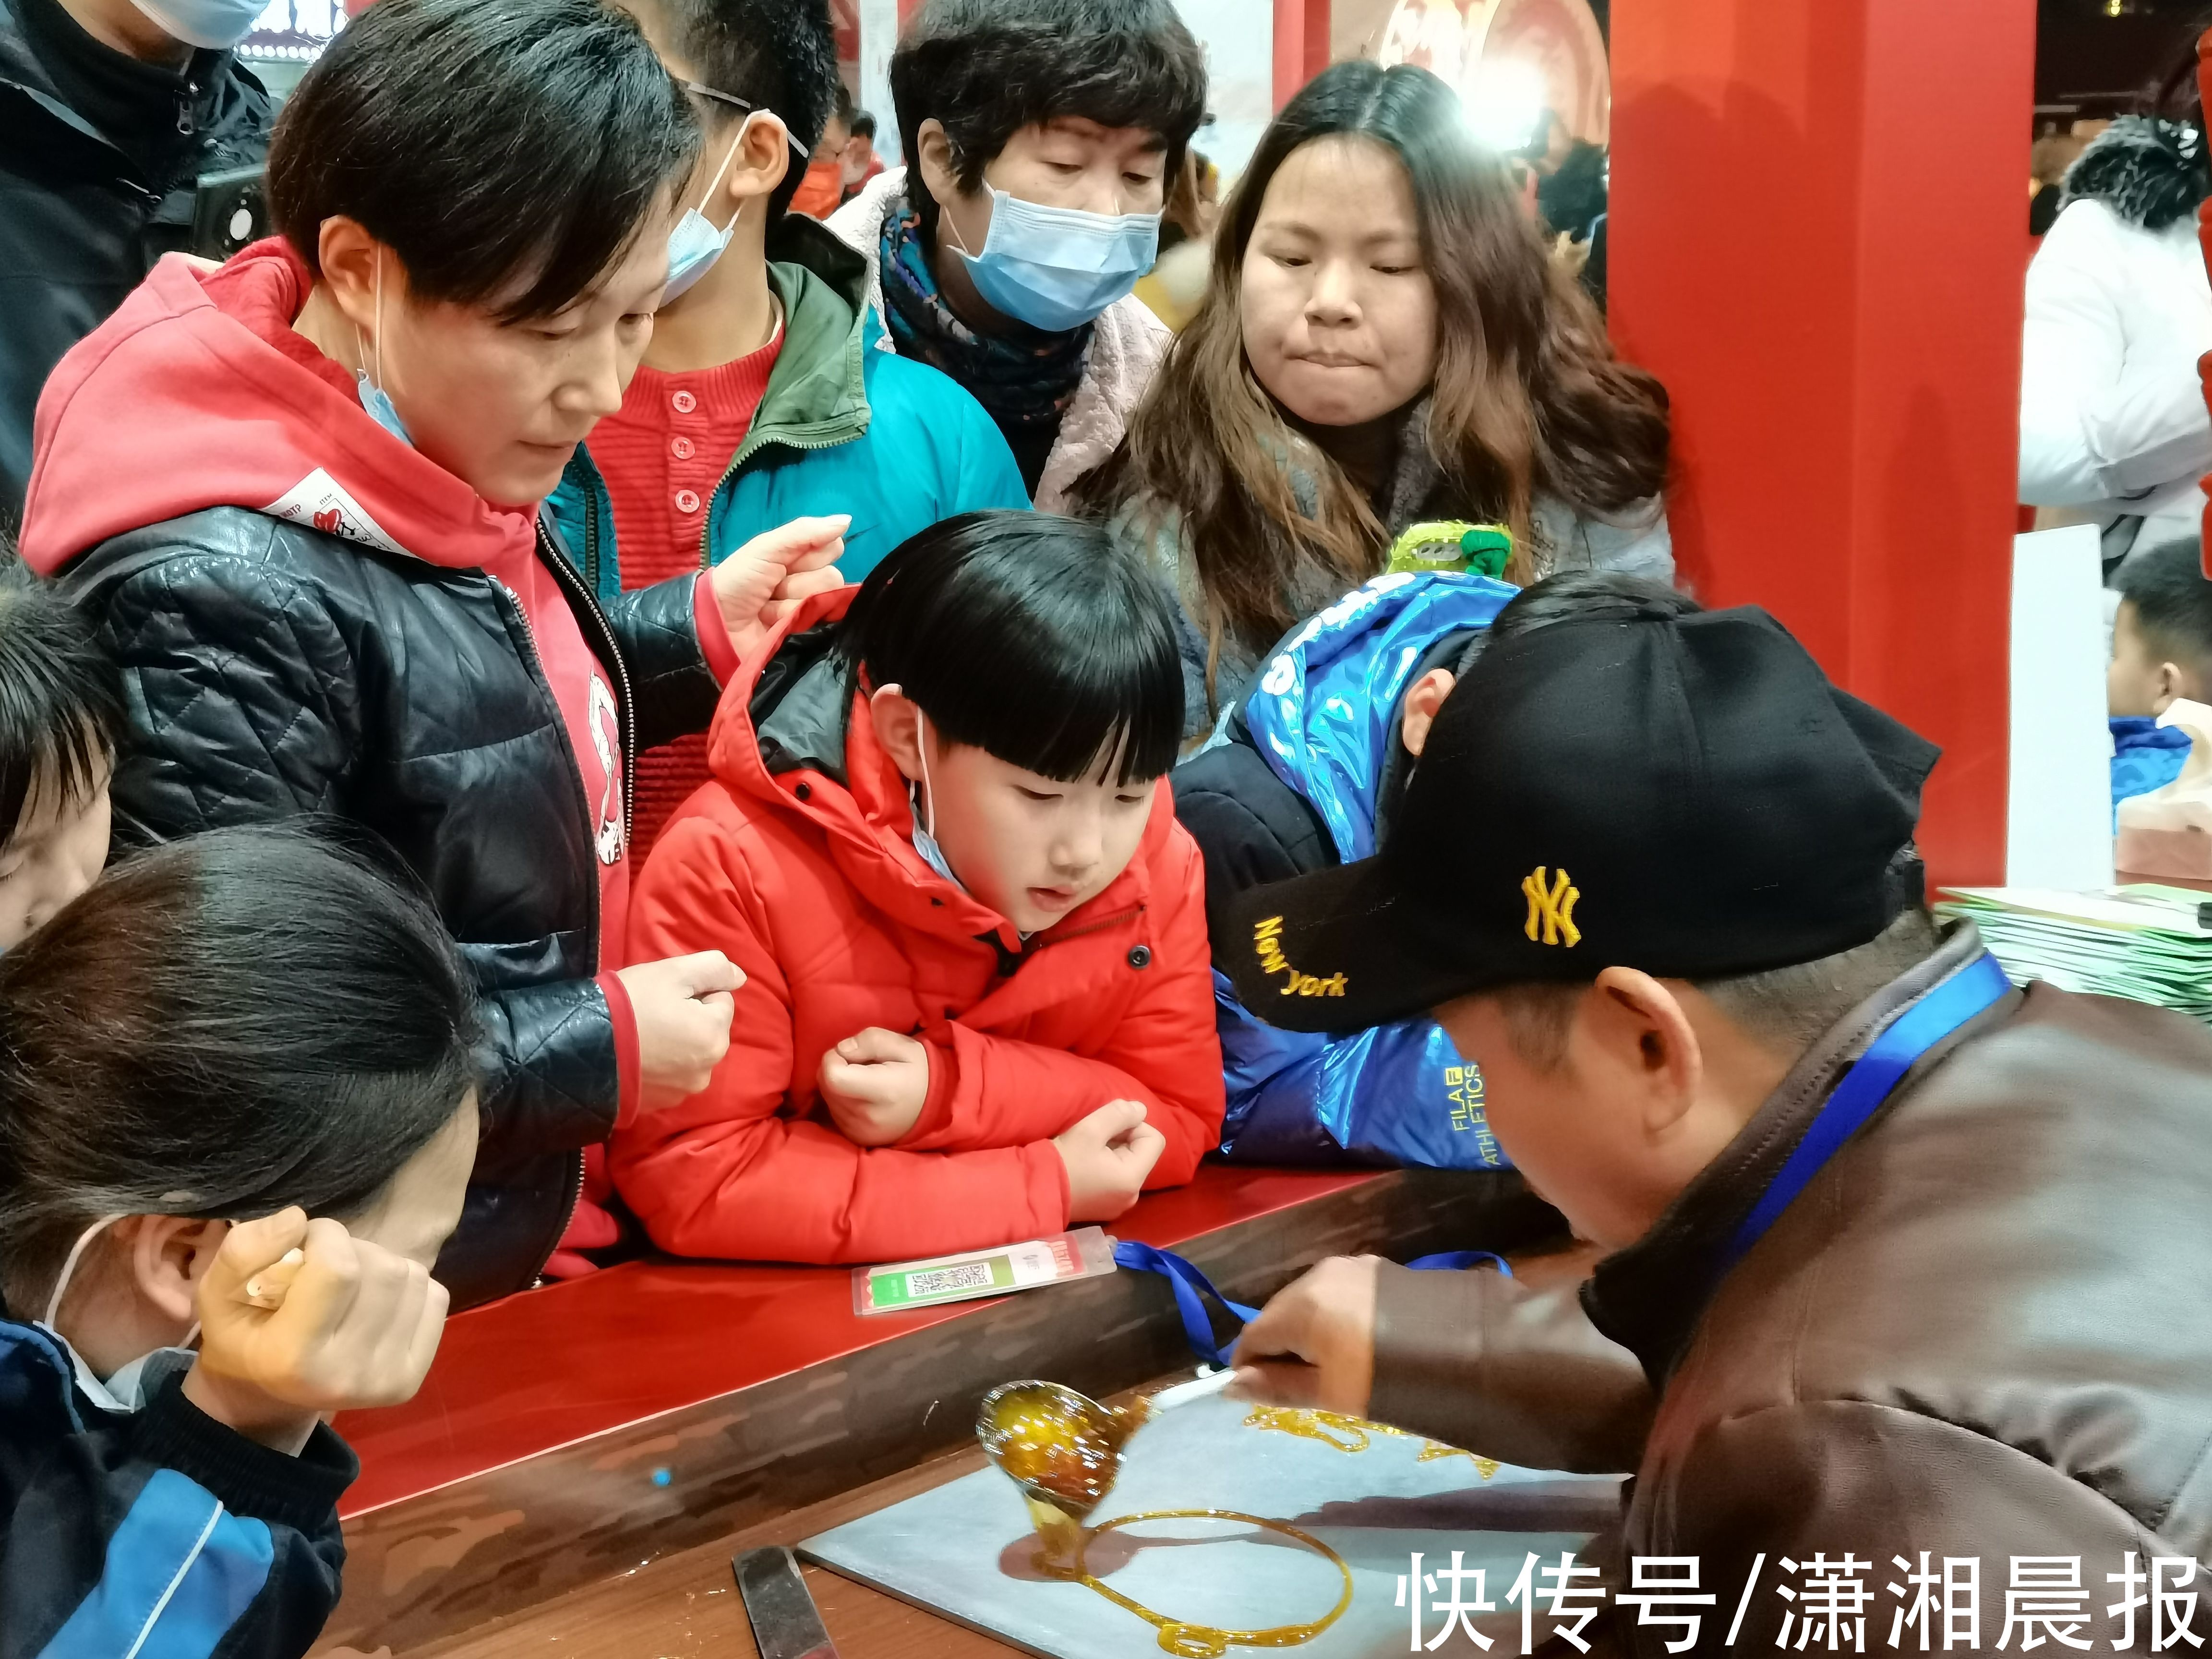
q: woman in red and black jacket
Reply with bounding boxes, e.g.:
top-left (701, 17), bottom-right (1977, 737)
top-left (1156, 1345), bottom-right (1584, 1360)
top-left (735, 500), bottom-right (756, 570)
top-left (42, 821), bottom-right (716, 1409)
top-left (20, 0), bottom-right (843, 1307)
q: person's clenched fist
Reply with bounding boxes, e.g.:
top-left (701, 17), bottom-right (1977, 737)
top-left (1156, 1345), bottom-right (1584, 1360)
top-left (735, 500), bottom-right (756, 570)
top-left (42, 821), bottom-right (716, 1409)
top-left (819, 1027), bottom-right (931, 1146)
top-left (186, 1208), bottom-right (450, 1452)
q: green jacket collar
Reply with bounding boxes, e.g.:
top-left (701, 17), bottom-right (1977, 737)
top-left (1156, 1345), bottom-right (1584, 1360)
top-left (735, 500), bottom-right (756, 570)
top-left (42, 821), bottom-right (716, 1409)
top-left (748, 215), bottom-right (873, 457)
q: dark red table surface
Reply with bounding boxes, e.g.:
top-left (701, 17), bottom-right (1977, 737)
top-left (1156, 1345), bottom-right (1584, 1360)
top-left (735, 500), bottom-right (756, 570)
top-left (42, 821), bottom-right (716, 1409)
top-left (337, 1164), bottom-right (1379, 1516)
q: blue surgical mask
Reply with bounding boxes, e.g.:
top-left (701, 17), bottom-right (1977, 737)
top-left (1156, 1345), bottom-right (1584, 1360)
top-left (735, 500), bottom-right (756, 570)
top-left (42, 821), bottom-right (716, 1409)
top-left (359, 381), bottom-right (410, 446)
top-left (663, 120), bottom-right (756, 303)
top-left (126, 0), bottom-right (265, 49)
top-left (356, 251), bottom-right (412, 447)
top-left (946, 188), bottom-right (1161, 334)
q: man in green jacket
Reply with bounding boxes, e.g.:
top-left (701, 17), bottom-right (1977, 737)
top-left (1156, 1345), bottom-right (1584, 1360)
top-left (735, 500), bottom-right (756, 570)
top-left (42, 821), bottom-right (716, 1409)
top-left (552, 0), bottom-right (1029, 861)
top-left (550, 0), bottom-right (1027, 602)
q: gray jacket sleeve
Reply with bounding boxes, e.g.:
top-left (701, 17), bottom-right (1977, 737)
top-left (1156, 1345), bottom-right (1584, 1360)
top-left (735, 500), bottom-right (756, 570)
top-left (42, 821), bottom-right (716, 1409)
top-left (1532, 494), bottom-right (1675, 585)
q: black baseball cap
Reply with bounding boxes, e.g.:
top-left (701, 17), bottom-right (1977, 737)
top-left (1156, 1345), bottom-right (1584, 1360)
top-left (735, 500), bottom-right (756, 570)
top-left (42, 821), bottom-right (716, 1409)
top-left (1221, 602), bottom-right (1939, 1032)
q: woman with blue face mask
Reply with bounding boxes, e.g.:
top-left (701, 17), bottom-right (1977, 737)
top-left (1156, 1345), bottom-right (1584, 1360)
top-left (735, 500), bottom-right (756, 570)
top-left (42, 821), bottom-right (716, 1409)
top-left (0, 828), bottom-right (481, 1659)
top-left (824, 0), bottom-right (1207, 507)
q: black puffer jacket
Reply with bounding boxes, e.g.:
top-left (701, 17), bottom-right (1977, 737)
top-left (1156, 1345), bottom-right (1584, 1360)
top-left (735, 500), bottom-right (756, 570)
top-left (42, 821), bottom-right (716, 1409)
top-left (0, 0), bottom-right (269, 520)
top-left (60, 508), bottom-right (721, 1308)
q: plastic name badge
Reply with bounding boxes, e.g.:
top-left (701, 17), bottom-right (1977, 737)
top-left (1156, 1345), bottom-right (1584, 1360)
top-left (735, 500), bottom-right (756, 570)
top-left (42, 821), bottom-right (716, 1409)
top-left (854, 1226), bottom-right (1118, 1315)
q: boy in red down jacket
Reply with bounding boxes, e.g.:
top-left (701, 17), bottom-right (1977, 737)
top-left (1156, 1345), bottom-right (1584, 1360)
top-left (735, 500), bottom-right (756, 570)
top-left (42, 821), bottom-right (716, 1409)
top-left (615, 511), bottom-right (1224, 1263)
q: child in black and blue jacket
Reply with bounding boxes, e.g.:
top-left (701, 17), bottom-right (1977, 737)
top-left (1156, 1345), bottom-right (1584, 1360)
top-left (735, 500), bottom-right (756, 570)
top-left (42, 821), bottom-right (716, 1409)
top-left (0, 829), bottom-right (480, 1659)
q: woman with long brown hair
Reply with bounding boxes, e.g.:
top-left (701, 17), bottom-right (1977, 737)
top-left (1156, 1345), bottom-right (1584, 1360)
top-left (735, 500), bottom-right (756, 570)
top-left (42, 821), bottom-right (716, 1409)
top-left (1074, 60), bottom-right (1672, 737)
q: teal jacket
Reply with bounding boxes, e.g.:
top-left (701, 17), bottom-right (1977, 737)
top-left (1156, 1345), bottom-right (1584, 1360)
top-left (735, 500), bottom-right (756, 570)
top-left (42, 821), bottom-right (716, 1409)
top-left (548, 218), bottom-right (1027, 597)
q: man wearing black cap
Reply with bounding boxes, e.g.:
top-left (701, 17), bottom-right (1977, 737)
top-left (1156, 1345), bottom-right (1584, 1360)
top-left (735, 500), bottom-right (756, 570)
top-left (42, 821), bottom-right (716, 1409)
top-left (1228, 575), bottom-right (2212, 1651)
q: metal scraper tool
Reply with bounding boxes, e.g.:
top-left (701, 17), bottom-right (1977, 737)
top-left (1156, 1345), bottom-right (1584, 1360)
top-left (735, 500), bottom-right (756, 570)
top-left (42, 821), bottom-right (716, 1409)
top-left (734, 1546), bottom-right (840, 1659)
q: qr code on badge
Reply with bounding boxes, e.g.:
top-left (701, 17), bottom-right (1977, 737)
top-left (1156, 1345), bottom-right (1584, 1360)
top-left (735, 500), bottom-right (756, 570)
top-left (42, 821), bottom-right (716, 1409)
top-left (906, 1261), bottom-right (996, 1297)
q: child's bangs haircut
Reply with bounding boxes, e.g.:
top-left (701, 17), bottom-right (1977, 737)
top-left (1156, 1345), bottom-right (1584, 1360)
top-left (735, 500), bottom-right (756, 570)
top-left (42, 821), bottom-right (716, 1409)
top-left (0, 562), bottom-right (120, 838)
top-left (842, 512), bottom-right (1182, 786)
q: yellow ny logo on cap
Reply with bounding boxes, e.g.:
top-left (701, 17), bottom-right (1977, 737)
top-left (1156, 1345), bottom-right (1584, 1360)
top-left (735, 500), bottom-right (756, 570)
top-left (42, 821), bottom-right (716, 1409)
top-left (1521, 866), bottom-right (1582, 947)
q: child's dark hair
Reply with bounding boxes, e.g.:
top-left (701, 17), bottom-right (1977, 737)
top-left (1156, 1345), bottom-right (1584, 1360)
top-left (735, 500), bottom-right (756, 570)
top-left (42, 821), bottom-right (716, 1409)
top-left (851, 109), bottom-right (877, 142)
top-left (890, 0), bottom-right (1207, 248)
top-left (637, 0), bottom-right (842, 220)
top-left (0, 825), bottom-right (478, 1316)
top-left (2116, 535), bottom-right (2212, 678)
top-left (0, 561), bottom-right (121, 842)
top-left (1488, 570), bottom-right (1702, 647)
top-left (841, 511), bottom-right (1182, 785)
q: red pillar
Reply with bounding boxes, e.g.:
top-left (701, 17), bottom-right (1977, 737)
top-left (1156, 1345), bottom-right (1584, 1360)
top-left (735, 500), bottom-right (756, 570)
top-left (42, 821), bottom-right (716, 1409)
top-left (1608, 0), bottom-right (2034, 887)
top-left (1274, 0), bottom-right (1333, 109)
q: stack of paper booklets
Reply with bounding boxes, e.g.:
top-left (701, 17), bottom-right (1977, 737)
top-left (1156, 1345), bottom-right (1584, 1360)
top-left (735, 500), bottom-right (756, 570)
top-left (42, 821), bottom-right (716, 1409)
top-left (1937, 886), bottom-right (2212, 1025)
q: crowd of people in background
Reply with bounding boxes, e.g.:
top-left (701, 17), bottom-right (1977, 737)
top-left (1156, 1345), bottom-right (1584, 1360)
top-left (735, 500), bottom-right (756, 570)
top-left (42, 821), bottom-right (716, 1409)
top-left (3, 0), bottom-right (2212, 1649)
top-left (2016, 25), bottom-right (2212, 820)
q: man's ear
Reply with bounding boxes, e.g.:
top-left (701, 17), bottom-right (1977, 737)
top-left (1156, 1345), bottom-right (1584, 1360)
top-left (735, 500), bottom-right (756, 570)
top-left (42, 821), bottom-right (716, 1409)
top-left (1586, 965), bottom-right (1703, 1137)
top-left (1399, 669), bottom-right (1456, 758)
top-left (868, 684), bottom-right (926, 784)
top-left (914, 119), bottom-right (963, 213)
top-left (125, 1215), bottom-right (230, 1328)
top-left (718, 112), bottom-right (793, 209)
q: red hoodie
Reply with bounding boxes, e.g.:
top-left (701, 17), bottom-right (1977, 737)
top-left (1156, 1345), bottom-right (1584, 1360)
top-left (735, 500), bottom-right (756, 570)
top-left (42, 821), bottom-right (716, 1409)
top-left (613, 588), bottom-right (1226, 1265)
top-left (21, 241), bottom-right (686, 1119)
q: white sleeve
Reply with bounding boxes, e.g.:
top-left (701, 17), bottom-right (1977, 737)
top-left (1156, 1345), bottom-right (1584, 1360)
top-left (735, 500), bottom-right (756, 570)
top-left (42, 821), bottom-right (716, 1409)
top-left (2019, 201), bottom-right (2212, 506)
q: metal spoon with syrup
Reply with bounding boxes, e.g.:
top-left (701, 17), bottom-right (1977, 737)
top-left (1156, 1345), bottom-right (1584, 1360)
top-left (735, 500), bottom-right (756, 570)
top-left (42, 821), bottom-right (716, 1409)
top-left (975, 1372), bottom-right (1353, 1655)
top-left (974, 1372), bottom-right (1238, 1565)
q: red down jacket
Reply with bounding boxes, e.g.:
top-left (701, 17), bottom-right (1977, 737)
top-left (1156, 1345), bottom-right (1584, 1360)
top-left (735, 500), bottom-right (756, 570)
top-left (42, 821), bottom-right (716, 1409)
top-left (613, 588), bottom-right (1225, 1263)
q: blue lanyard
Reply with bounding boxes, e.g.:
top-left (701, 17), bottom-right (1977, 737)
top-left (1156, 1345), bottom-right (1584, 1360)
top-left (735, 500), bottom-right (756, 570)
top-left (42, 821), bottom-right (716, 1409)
top-left (1119, 955), bottom-right (2009, 1366)
top-left (1719, 951), bottom-right (2014, 1272)
top-left (1112, 1241), bottom-right (1262, 1369)
top-left (1112, 1243), bottom-right (1512, 1370)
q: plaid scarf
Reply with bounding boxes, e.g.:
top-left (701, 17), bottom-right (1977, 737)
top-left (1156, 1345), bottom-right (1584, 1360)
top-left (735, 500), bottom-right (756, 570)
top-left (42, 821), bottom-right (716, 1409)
top-left (878, 192), bottom-right (1091, 439)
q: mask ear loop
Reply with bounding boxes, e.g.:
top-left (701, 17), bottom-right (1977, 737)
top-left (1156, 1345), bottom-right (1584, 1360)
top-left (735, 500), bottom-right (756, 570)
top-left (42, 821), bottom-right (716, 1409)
top-left (353, 247), bottom-right (391, 398)
top-left (374, 249), bottom-right (385, 393)
top-left (43, 1213), bottom-right (126, 1330)
top-left (879, 685), bottom-right (938, 839)
top-left (915, 709), bottom-right (939, 841)
top-left (944, 201), bottom-right (980, 259)
top-left (697, 118), bottom-right (755, 228)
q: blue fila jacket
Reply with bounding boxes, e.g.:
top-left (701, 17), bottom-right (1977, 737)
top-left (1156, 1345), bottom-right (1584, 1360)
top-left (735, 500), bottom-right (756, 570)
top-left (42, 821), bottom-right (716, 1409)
top-left (0, 1317), bottom-right (353, 1659)
top-left (1171, 572), bottom-right (1518, 1171)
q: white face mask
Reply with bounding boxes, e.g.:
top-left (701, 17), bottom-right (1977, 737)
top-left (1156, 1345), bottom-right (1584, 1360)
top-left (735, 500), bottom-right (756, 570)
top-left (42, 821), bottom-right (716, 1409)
top-left (356, 250), bottom-right (412, 447)
top-left (946, 187), bottom-right (1162, 333)
top-left (36, 1213), bottom-right (200, 1416)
